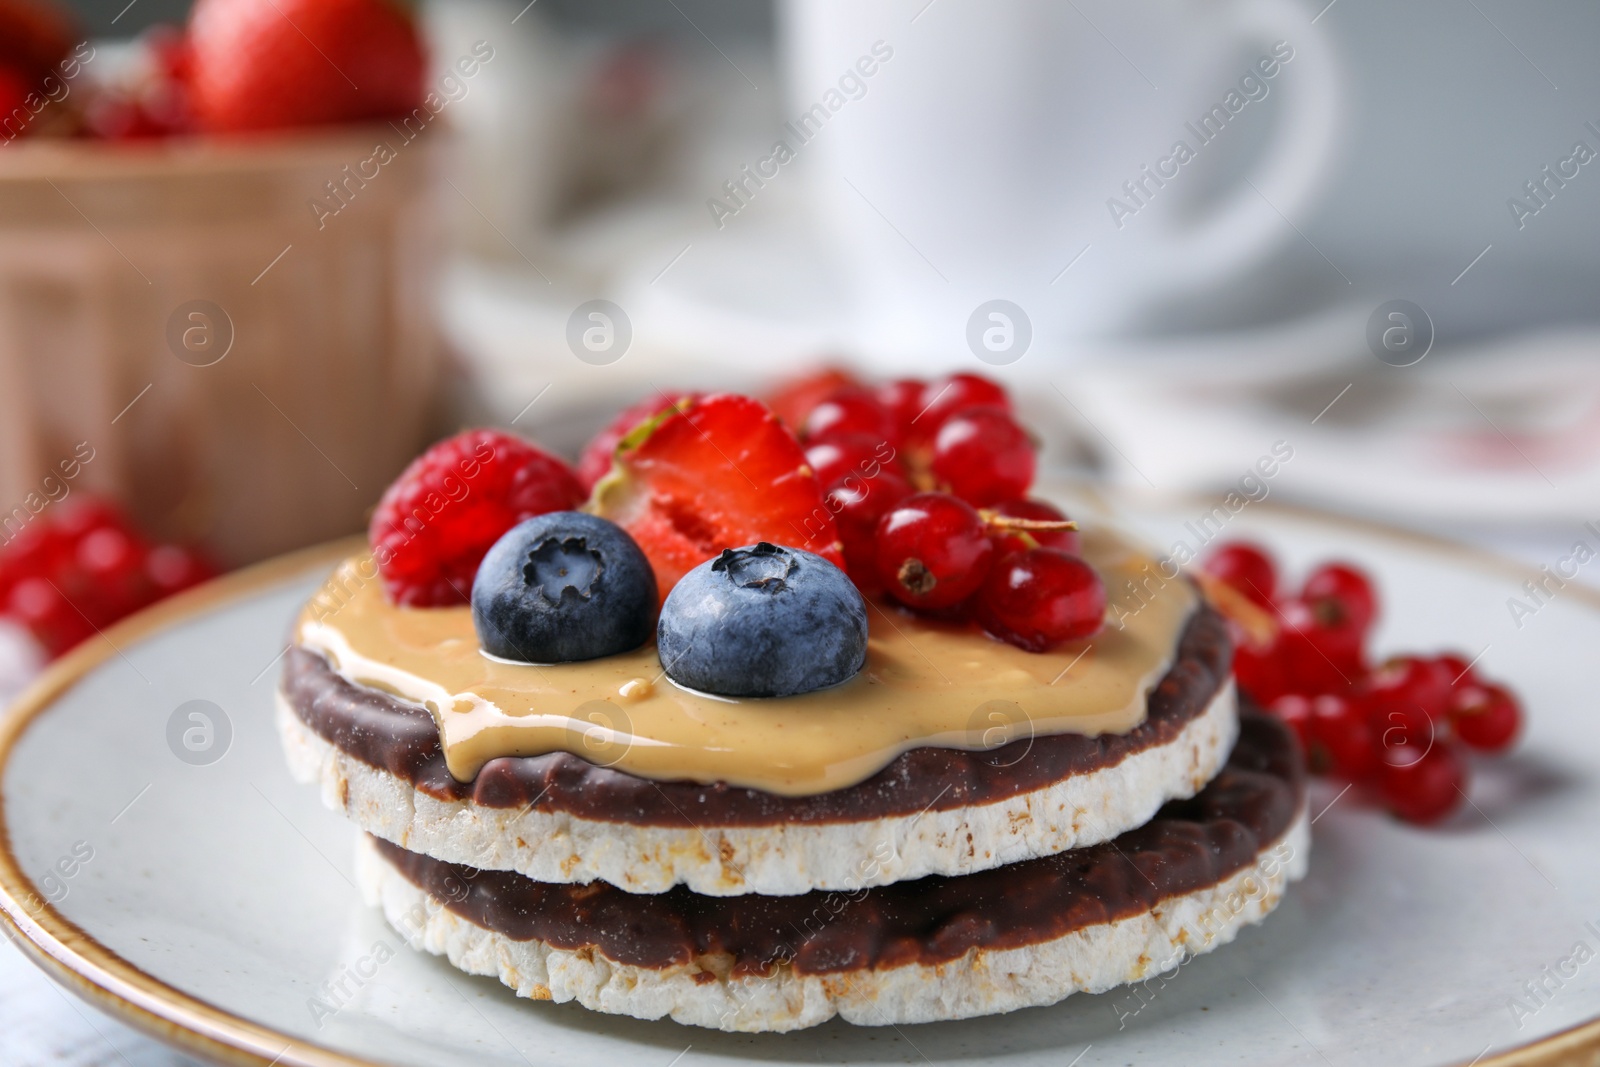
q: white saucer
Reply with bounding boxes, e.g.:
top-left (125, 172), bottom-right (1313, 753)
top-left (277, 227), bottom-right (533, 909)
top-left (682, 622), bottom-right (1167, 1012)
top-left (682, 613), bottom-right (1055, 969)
top-left (1, 501), bottom-right (1597, 1067)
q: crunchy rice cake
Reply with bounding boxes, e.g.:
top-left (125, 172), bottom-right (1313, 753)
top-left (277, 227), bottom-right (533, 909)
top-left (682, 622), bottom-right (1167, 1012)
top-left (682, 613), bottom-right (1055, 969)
top-left (280, 606), bottom-right (1238, 897)
top-left (354, 711), bottom-right (1306, 1032)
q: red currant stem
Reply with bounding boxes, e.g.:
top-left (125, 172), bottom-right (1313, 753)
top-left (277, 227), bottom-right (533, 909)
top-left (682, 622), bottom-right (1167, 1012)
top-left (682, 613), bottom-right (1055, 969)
top-left (978, 512), bottom-right (1079, 532)
top-left (899, 445), bottom-right (936, 490)
top-left (1193, 571), bottom-right (1279, 647)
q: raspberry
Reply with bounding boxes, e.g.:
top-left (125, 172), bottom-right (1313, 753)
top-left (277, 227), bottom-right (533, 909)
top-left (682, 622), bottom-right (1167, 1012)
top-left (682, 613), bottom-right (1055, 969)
top-left (370, 429), bottom-right (582, 607)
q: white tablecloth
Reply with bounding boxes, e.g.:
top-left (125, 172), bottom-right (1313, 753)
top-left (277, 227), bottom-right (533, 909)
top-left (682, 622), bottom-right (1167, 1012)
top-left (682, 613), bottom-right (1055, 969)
top-left (0, 934), bottom-right (206, 1066)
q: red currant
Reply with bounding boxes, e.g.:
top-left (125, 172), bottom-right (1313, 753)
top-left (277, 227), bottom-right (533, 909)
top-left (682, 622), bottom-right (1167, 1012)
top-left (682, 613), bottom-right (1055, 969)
top-left (1302, 562), bottom-right (1378, 633)
top-left (1233, 626), bottom-right (1291, 704)
top-left (930, 407), bottom-right (1035, 507)
top-left (1435, 651), bottom-right (1478, 687)
top-left (1202, 542), bottom-right (1276, 609)
top-left (826, 469), bottom-right (913, 593)
top-left (976, 548), bottom-right (1105, 651)
top-left (77, 526), bottom-right (150, 617)
top-left (54, 498), bottom-right (134, 543)
top-left (1368, 656), bottom-right (1453, 723)
top-left (801, 389), bottom-right (897, 446)
top-left (77, 525), bottom-right (140, 575)
top-left (805, 434), bottom-right (893, 488)
top-left (875, 378), bottom-right (927, 443)
top-left (1449, 682), bottom-right (1521, 753)
top-left (912, 373), bottom-right (1010, 442)
top-left (0, 519), bottom-right (56, 596)
top-left (1379, 742), bottom-right (1466, 824)
top-left (1309, 693), bottom-right (1380, 780)
top-left (1273, 687), bottom-right (1312, 748)
top-left (987, 498), bottom-right (1081, 555)
top-left (765, 367), bottom-right (860, 431)
top-left (1276, 598), bottom-right (1363, 695)
top-left (147, 545), bottom-right (217, 597)
top-left (8, 577), bottom-right (93, 658)
top-left (1365, 686), bottom-right (1441, 760)
top-left (874, 493), bottom-right (995, 610)
top-left (1269, 693), bottom-right (1314, 750)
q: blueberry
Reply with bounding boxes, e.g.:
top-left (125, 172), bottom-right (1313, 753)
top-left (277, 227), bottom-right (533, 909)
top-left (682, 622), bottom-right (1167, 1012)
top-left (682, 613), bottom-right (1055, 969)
top-left (472, 512), bottom-right (656, 663)
top-left (657, 542), bottom-right (868, 698)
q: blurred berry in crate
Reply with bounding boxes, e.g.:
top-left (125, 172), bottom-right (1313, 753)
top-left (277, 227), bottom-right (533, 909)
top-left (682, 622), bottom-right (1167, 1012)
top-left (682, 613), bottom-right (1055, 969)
top-left (0, 0), bottom-right (449, 569)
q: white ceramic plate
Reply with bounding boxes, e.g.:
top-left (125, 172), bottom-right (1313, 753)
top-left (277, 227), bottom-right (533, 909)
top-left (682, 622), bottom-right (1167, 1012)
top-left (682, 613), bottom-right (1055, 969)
top-left (2, 502), bottom-right (1598, 1067)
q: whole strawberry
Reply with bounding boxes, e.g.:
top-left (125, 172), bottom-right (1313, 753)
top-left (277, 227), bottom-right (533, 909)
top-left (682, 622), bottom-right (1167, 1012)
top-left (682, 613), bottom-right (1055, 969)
top-left (187, 0), bottom-right (425, 133)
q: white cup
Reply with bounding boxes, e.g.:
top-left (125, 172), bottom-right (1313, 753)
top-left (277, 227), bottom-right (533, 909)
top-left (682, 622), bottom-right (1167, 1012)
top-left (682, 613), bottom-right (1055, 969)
top-left (781, 0), bottom-right (1344, 354)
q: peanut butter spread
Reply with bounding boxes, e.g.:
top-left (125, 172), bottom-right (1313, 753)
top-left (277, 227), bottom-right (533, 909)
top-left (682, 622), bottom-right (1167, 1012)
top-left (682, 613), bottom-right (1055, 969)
top-left (294, 526), bottom-right (1195, 796)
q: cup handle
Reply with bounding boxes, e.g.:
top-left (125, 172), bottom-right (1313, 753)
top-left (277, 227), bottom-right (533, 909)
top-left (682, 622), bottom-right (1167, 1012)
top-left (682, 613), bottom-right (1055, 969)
top-left (1140, 0), bottom-right (1344, 287)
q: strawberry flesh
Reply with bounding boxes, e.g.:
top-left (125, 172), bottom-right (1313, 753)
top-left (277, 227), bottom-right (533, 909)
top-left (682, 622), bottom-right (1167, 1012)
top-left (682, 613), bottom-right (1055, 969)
top-left (589, 394), bottom-right (845, 597)
top-left (575, 391), bottom-right (701, 495)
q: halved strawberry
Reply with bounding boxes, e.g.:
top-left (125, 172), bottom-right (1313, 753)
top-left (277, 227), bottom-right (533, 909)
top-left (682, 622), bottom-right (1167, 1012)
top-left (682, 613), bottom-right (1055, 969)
top-left (575, 391), bottom-right (702, 494)
top-left (588, 394), bottom-right (845, 597)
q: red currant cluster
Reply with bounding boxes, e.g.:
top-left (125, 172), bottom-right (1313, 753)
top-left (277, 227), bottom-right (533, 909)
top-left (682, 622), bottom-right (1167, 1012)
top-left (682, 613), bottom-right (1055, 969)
top-left (0, 498), bottom-right (215, 659)
top-left (81, 27), bottom-right (194, 140)
top-left (1202, 541), bottom-right (1523, 824)
top-left (769, 369), bottom-right (1105, 652)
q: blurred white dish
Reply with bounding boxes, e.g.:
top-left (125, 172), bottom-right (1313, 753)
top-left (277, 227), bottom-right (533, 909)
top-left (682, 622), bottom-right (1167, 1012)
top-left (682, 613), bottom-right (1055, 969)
top-left (0, 503), bottom-right (1597, 1066)
top-left (779, 0), bottom-right (1344, 345)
